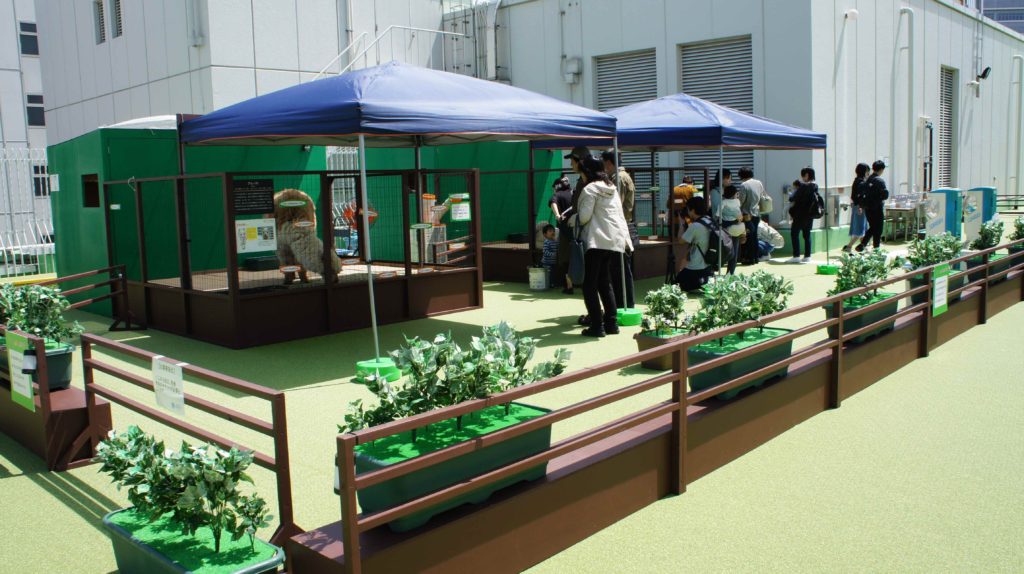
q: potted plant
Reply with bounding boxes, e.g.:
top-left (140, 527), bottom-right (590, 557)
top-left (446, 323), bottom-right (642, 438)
top-left (686, 271), bottom-right (794, 400)
top-left (825, 250), bottom-right (903, 344)
top-left (96, 426), bottom-right (283, 574)
top-left (966, 220), bottom-right (1008, 283)
top-left (336, 322), bottom-right (570, 532)
top-left (904, 232), bottom-right (967, 305)
top-left (0, 283), bottom-right (83, 390)
top-left (634, 284), bottom-right (689, 371)
top-left (1008, 216), bottom-right (1024, 255)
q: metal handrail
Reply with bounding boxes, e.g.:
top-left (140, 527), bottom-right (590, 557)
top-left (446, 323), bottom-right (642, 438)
top-left (311, 32), bottom-right (368, 81)
top-left (339, 25), bottom-right (468, 75)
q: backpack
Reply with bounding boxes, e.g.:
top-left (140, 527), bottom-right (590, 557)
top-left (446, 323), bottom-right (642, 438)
top-left (809, 187), bottom-right (826, 220)
top-left (758, 192), bottom-right (773, 215)
top-left (693, 217), bottom-right (733, 269)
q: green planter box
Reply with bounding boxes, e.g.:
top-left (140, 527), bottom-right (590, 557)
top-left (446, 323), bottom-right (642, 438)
top-left (352, 403), bottom-right (551, 532)
top-left (102, 508), bottom-right (284, 574)
top-left (907, 271), bottom-right (967, 306)
top-left (688, 328), bottom-right (793, 400)
top-left (825, 292), bottom-right (899, 344)
top-left (0, 340), bottom-right (74, 390)
top-left (966, 253), bottom-right (1011, 284)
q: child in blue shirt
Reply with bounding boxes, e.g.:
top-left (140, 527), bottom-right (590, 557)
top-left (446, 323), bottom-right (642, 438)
top-left (541, 224), bottom-right (558, 286)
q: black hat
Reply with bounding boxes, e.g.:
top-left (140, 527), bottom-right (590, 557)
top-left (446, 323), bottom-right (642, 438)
top-left (563, 145), bottom-right (592, 161)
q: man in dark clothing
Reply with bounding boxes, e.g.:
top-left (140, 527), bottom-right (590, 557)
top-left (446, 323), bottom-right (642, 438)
top-left (549, 176), bottom-right (575, 293)
top-left (565, 145), bottom-right (592, 212)
top-left (603, 149), bottom-right (637, 309)
top-left (856, 160), bottom-right (889, 251)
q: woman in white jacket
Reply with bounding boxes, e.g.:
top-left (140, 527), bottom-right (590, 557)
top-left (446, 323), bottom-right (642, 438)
top-left (571, 156), bottom-right (633, 337)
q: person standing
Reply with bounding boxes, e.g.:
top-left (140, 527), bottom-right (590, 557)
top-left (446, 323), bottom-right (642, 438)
top-left (720, 185), bottom-right (746, 274)
top-left (571, 156), bottom-right (632, 338)
top-left (602, 149), bottom-right (637, 309)
top-left (564, 145), bottom-right (592, 213)
top-left (856, 160), bottom-right (889, 251)
top-left (843, 163), bottom-right (870, 252)
top-left (708, 169), bottom-right (731, 221)
top-left (548, 175), bottom-right (575, 293)
top-left (737, 167), bottom-right (764, 265)
top-left (788, 168), bottom-right (818, 263)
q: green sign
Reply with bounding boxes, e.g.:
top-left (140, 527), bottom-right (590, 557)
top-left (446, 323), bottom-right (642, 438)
top-left (932, 263), bottom-right (950, 317)
top-left (6, 332), bottom-right (34, 412)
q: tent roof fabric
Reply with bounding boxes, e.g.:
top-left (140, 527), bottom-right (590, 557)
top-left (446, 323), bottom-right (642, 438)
top-left (533, 92), bottom-right (826, 151)
top-left (180, 61), bottom-right (616, 147)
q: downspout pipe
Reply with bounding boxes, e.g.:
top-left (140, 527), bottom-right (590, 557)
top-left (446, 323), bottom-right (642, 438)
top-left (1013, 55), bottom-right (1023, 204)
top-left (484, 0), bottom-right (503, 80)
top-left (901, 7), bottom-right (916, 194)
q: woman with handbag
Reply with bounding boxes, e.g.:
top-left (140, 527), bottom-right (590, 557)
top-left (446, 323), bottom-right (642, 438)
top-left (570, 156), bottom-right (633, 338)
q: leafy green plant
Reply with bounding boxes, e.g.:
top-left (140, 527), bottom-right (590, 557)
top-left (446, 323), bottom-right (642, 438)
top-left (906, 232), bottom-right (963, 269)
top-left (341, 322), bottom-right (570, 435)
top-left (828, 250), bottom-right (904, 299)
top-left (689, 271), bottom-right (793, 343)
top-left (969, 220), bottom-right (1004, 251)
top-left (96, 426), bottom-right (273, 555)
top-left (640, 284), bottom-right (688, 336)
top-left (1009, 216), bottom-right (1024, 242)
top-left (0, 283), bottom-right (83, 343)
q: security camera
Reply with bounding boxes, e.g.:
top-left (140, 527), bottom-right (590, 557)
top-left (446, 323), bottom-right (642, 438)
top-left (977, 66), bottom-right (992, 81)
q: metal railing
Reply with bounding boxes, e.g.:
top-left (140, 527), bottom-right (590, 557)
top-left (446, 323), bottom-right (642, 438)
top-left (68, 333), bottom-right (302, 545)
top-left (340, 25), bottom-right (468, 75)
top-left (333, 237), bottom-right (1024, 573)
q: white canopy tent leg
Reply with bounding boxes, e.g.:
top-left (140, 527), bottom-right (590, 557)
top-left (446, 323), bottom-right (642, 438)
top-left (823, 148), bottom-right (830, 265)
top-left (358, 134), bottom-right (382, 360)
top-left (614, 137), bottom-right (628, 307)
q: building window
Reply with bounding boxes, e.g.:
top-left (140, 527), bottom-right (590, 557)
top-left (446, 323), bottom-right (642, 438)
top-left (111, 0), bottom-right (123, 37)
top-left (19, 22), bottom-right (39, 55)
top-left (94, 0), bottom-right (106, 44)
top-left (26, 95), bottom-right (45, 127)
top-left (33, 166), bottom-right (49, 197)
top-left (83, 175), bottom-right (101, 208)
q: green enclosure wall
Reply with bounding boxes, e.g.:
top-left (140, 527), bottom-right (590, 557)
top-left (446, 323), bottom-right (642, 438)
top-left (48, 128), bottom-right (324, 315)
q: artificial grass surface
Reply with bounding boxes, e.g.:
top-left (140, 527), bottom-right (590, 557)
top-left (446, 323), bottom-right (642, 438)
top-left (355, 403), bottom-right (547, 465)
top-left (107, 508), bottom-right (278, 574)
top-left (1, 223), bottom-right (1021, 572)
top-left (689, 327), bottom-right (789, 355)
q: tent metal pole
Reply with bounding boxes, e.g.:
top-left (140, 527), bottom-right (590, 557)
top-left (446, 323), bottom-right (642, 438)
top-left (358, 134), bottom-right (381, 360)
top-left (717, 146), bottom-right (724, 275)
top-left (614, 137), bottom-right (627, 308)
top-left (823, 147), bottom-right (830, 264)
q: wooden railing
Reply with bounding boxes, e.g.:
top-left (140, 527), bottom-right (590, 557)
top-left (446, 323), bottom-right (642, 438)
top-left (67, 333), bottom-right (302, 545)
top-left (333, 237), bottom-right (1024, 573)
top-left (37, 264), bottom-right (140, 331)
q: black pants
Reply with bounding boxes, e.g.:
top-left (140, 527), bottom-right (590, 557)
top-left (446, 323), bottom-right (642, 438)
top-left (743, 216), bottom-right (760, 262)
top-left (675, 267), bottom-right (709, 292)
top-left (554, 227), bottom-right (572, 287)
top-left (583, 249), bottom-right (618, 330)
top-left (610, 223), bottom-right (638, 308)
top-left (791, 219), bottom-right (812, 257)
top-left (860, 209), bottom-right (884, 249)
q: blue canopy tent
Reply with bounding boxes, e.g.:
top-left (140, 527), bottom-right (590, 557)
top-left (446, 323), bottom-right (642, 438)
top-left (533, 92), bottom-right (830, 275)
top-left (180, 61), bottom-right (616, 359)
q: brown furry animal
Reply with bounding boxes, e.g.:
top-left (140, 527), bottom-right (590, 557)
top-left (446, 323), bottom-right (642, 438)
top-left (273, 188), bottom-right (340, 284)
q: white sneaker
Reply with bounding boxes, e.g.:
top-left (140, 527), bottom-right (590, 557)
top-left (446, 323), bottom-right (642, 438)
top-left (786, 257), bottom-right (801, 264)
top-left (801, 256), bottom-right (812, 263)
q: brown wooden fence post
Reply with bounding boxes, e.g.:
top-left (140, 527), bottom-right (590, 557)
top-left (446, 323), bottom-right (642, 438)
top-left (829, 299), bottom-right (844, 409)
top-left (270, 393), bottom-right (299, 546)
top-left (81, 336), bottom-right (99, 454)
top-left (919, 268), bottom-right (932, 358)
top-left (980, 252), bottom-right (989, 324)
top-left (670, 346), bottom-right (687, 494)
top-left (338, 434), bottom-right (362, 574)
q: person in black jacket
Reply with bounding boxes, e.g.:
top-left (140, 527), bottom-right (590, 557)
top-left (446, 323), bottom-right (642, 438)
top-left (856, 160), bottom-right (889, 251)
top-left (843, 163), bottom-right (870, 252)
top-left (787, 167), bottom-right (817, 263)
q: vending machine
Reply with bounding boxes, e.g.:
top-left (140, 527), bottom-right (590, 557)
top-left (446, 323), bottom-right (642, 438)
top-left (967, 186), bottom-right (998, 222)
top-left (961, 188), bottom-right (986, 245)
top-left (924, 188), bottom-right (962, 238)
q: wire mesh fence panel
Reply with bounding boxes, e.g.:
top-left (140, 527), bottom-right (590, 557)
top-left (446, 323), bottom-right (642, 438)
top-left (363, 173), bottom-right (406, 268)
top-left (330, 173), bottom-right (360, 258)
top-left (427, 172), bottom-right (475, 269)
top-left (185, 176), bottom-right (228, 294)
top-left (226, 173), bottom-right (328, 293)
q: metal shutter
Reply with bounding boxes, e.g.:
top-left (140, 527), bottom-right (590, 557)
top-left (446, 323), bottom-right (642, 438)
top-left (680, 37), bottom-right (754, 174)
top-left (595, 50), bottom-right (658, 227)
top-left (938, 67), bottom-right (956, 188)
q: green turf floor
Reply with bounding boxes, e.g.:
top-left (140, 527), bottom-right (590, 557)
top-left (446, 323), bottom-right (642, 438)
top-left (1, 235), bottom-right (1022, 572)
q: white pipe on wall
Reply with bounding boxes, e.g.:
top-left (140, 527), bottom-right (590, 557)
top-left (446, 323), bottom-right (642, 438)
top-left (901, 7), bottom-right (916, 194)
top-left (1014, 55), bottom-right (1023, 203)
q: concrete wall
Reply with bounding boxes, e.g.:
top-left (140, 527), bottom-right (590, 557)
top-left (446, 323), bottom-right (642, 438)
top-left (496, 0), bottom-right (1024, 208)
top-left (813, 0), bottom-right (1024, 199)
top-left (36, 0), bottom-right (445, 145)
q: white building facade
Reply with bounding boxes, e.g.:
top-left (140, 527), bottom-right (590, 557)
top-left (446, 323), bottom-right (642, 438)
top-left (35, 0), bottom-right (1024, 212)
top-left (0, 0), bottom-right (52, 247)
